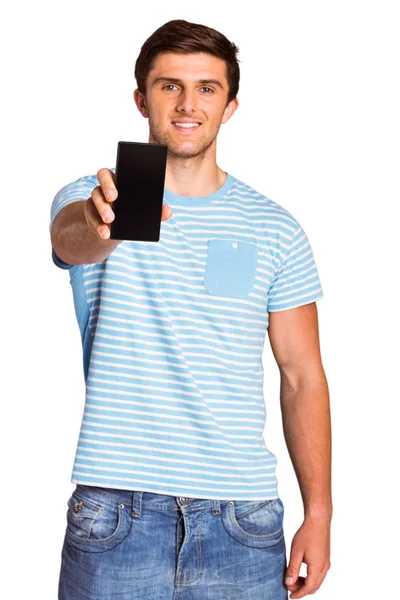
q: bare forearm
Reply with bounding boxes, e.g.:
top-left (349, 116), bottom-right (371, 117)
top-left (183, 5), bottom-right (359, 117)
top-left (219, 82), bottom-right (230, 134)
top-left (280, 372), bottom-right (332, 521)
top-left (51, 200), bottom-right (121, 265)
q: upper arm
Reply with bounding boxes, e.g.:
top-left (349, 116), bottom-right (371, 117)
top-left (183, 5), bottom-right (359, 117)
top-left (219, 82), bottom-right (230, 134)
top-left (267, 302), bottom-right (324, 385)
top-left (266, 219), bottom-right (325, 383)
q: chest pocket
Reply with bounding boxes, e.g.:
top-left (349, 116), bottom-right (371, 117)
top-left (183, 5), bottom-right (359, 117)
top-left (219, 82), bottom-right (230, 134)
top-left (203, 238), bottom-right (258, 299)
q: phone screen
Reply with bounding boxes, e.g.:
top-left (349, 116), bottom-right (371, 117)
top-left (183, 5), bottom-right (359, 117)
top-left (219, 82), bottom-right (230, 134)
top-left (109, 141), bottom-right (168, 242)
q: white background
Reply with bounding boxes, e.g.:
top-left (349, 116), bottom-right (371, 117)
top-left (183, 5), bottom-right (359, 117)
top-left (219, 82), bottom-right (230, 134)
top-left (2, 1), bottom-right (399, 598)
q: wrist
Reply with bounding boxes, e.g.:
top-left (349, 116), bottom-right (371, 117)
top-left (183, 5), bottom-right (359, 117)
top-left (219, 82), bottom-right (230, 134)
top-left (304, 505), bottom-right (333, 522)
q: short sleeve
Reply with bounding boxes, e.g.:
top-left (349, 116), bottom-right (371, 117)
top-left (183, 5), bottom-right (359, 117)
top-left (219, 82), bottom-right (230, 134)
top-left (49, 173), bottom-right (99, 269)
top-left (49, 174), bottom-right (98, 232)
top-left (267, 224), bottom-right (324, 312)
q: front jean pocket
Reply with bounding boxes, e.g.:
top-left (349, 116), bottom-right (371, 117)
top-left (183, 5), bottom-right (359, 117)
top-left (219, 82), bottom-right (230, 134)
top-left (65, 486), bottom-right (131, 553)
top-left (221, 497), bottom-right (285, 548)
top-left (203, 238), bottom-right (258, 299)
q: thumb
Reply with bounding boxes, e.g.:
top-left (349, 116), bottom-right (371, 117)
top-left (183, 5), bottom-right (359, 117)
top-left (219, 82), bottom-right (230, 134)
top-left (285, 552), bottom-right (303, 587)
top-left (162, 203), bottom-right (173, 221)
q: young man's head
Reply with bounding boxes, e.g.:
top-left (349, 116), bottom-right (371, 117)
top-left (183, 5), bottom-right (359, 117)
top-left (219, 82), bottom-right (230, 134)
top-left (133, 19), bottom-right (240, 160)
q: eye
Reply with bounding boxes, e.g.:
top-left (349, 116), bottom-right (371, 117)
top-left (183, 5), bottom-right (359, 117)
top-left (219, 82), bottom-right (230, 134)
top-left (201, 87), bottom-right (214, 93)
top-left (163, 84), bottom-right (178, 91)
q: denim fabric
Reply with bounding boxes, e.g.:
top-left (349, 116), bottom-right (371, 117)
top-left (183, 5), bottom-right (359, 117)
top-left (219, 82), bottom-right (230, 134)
top-left (58, 484), bottom-right (288, 599)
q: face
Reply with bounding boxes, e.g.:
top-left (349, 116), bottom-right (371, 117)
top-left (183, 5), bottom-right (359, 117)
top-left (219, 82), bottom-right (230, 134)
top-left (134, 52), bottom-right (238, 159)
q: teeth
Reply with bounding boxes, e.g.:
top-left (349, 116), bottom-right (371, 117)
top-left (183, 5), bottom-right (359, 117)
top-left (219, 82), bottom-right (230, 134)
top-left (174, 122), bottom-right (200, 128)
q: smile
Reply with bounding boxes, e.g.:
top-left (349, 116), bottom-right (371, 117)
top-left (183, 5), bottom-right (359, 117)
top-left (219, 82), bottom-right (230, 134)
top-left (172, 122), bottom-right (201, 132)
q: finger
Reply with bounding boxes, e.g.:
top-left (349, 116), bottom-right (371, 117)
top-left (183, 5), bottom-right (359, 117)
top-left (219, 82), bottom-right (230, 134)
top-left (285, 552), bottom-right (303, 589)
top-left (286, 575), bottom-right (304, 595)
top-left (97, 167), bottom-right (118, 202)
top-left (84, 196), bottom-right (111, 239)
top-left (161, 204), bottom-right (172, 221)
top-left (289, 569), bottom-right (319, 598)
top-left (289, 579), bottom-right (316, 598)
top-left (91, 186), bottom-right (115, 225)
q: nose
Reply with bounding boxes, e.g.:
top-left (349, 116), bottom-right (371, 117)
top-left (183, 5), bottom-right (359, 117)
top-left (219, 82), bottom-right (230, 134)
top-left (176, 88), bottom-right (197, 113)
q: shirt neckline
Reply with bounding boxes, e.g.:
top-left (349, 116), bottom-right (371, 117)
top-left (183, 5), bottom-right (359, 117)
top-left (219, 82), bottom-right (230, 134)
top-left (163, 172), bottom-right (235, 206)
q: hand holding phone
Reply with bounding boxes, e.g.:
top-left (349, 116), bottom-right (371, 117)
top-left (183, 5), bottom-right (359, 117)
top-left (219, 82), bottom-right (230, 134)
top-left (85, 159), bottom-right (171, 241)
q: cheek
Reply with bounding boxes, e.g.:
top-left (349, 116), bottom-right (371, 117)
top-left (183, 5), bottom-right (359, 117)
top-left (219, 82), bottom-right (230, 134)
top-left (148, 110), bottom-right (165, 130)
top-left (150, 106), bottom-right (173, 127)
top-left (205, 102), bottom-right (228, 123)
top-left (208, 113), bottom-right (226, 131)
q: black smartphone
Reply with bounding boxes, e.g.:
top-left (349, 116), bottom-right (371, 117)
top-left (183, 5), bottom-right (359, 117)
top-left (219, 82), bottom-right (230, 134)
top-left (109, 141), bottom-right (168, 242)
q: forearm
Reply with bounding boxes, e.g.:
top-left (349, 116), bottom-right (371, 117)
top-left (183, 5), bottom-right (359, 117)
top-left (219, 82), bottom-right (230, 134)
top-left (280, 371), bottom-right (332, 521)
top-left (51, 200), bottom-right (121, 265)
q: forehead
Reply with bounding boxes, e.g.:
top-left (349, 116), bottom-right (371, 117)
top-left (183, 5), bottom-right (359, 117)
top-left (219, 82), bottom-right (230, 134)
top-left (148, 52), bottom-right (227, 84)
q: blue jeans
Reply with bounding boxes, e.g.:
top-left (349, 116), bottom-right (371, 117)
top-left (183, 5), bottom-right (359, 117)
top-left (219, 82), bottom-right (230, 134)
top-left (59, 484), bottom-right (288, 599)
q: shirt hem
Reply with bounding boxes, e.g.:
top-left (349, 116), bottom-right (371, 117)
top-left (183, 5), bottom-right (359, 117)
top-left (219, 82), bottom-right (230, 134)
top-left (71, 476), bottom-right (280, 502)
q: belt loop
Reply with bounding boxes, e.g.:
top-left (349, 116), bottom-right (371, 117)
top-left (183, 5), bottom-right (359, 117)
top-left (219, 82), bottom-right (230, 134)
top-left (131, 491), bottom-right (143, 518)
top-left (211, 499), bottom-right (221, 515)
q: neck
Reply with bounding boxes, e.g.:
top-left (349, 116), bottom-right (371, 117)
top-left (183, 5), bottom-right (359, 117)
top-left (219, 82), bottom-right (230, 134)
top-left (149, 134), bottom-right (226, 198)
top-left (164, 162), bottom-right (227, 198)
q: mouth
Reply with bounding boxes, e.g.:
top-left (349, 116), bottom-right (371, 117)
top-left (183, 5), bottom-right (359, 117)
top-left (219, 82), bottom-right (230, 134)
top-left (171, 121), bottom-right (202, 133)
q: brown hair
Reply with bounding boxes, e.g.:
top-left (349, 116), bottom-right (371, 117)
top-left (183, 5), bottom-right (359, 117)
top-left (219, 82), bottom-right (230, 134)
top-left (134, 19), bottom-right (240, 106)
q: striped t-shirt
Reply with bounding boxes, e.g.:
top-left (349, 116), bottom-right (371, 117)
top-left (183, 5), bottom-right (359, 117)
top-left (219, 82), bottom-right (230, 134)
top-left (49, 168), bottom-right (323, 500)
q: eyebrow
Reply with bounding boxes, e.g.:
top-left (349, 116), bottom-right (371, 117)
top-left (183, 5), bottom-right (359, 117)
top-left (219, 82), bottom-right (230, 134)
top-left (152, 77), bottom-right (224, 90)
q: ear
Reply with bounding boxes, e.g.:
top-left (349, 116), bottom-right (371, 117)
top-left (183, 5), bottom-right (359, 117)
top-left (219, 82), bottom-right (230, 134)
top-left (221, 97), bottom-right (239, 125)
top-left (133, 89), bottom-right (149, 118)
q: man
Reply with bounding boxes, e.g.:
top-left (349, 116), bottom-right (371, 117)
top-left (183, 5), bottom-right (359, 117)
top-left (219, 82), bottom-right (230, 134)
top-left (51, 18), bottom-right (332, 600)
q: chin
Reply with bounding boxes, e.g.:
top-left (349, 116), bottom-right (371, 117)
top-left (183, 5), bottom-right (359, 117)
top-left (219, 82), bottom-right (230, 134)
top-left (168, 148), bottom-right (203, 159)
top-left (161, 138), bottom-right (200, 156)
